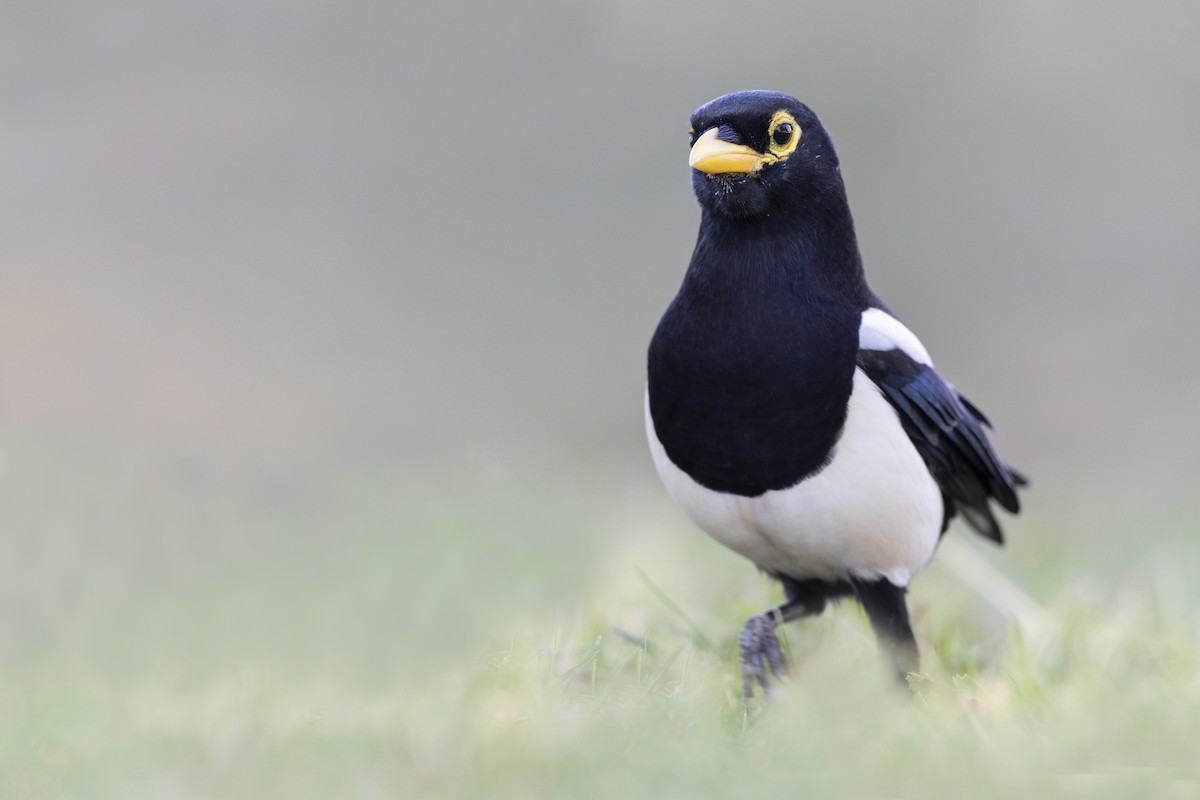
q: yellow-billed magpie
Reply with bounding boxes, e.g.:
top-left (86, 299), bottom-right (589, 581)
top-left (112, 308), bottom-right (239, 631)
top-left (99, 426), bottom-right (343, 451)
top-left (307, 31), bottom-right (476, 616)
top-left (646, 90), bottom-right (1026, 695)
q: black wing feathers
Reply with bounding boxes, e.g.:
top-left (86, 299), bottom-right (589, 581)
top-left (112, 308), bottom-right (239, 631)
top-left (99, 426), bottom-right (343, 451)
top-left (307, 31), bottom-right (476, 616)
top-left (856, 347), bottom-right (1023, 544)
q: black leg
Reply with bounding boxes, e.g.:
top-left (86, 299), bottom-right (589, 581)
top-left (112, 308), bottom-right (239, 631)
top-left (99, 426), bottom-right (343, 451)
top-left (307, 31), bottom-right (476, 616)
top-left (740, 578), bottom-right (846, 698)
top-left (849, 577), bottom-right (919, 685)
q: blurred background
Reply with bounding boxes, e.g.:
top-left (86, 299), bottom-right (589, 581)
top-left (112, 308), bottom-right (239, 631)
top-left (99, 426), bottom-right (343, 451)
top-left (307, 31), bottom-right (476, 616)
top-left (2, 1), bottom-right (1198, 689)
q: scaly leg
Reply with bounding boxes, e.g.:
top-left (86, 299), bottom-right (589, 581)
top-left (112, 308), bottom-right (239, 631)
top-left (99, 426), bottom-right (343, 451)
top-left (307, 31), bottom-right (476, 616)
top-left (740, 577), bottom-right (843, 698)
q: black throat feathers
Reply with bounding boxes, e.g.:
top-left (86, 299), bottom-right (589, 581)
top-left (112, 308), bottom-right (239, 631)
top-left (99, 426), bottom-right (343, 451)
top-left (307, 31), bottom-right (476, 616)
top-left (648, 200), bottom-right (871, 496)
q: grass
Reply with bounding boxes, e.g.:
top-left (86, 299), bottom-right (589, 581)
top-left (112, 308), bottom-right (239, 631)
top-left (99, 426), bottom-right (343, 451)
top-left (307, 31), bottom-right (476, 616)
top-left (2, 453), bottom-right (1199, 798)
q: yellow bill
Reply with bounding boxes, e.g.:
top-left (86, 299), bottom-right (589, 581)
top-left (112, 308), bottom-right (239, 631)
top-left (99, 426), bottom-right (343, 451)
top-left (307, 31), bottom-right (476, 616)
top-left (689, 127), bottom-right (765, 174)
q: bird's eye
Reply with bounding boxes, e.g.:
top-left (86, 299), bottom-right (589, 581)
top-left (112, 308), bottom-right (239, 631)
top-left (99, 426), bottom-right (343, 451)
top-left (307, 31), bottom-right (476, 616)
top-left (766, 112), bottom-right (801, 159)
top-left (772, 123), bottom-right (793, 147)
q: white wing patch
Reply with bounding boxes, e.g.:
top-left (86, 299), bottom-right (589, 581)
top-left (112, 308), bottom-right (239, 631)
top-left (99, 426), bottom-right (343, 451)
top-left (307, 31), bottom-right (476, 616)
top-left (858, 308), bottom-right (934, 367)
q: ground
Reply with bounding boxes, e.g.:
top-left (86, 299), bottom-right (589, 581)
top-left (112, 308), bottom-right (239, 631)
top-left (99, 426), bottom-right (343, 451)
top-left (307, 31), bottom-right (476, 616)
top-left (2, 456), bottom-right (1198, 799)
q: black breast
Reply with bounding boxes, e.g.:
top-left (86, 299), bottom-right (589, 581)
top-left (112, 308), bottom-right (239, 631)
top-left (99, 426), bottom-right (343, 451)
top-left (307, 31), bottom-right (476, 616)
top-left (648, 273), bottom-right (860, 497)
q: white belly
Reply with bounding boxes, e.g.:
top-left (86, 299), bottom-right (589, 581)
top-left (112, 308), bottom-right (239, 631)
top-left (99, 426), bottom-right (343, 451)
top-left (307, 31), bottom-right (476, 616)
top-left (646, 368), bottom-right (943, 587)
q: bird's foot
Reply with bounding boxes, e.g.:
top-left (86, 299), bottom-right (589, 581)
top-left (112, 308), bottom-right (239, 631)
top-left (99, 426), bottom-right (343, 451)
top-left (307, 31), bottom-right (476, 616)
top-left (740, 612), bottom-right (789, 698)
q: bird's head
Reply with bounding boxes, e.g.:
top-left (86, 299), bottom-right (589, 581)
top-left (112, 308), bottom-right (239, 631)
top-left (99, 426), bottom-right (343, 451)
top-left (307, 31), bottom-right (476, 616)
top-left (687, 91), bottom-right (841, 220)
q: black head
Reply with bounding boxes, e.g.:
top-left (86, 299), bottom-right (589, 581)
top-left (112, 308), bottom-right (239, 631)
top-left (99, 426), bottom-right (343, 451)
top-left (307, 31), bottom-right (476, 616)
top-left (688, 90), bottom-right (843, 219)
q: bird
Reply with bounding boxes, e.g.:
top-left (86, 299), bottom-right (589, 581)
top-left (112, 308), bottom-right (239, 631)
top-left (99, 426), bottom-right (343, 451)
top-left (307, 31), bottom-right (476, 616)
top-left (645, 90), bottom-right (1026, 696)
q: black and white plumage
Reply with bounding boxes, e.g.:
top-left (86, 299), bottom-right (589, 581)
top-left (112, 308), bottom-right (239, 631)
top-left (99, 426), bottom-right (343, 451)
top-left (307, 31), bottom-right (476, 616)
top-left (645, 91), bottom-right (1025, 694)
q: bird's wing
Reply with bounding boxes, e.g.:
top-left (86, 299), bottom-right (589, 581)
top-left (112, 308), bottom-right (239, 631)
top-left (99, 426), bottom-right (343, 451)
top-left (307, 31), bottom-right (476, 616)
top-left (856, 307), bottom-right (1024, 544)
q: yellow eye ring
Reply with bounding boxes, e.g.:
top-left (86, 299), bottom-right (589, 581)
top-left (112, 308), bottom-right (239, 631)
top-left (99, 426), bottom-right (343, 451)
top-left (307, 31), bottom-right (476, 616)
top-left (767, 111), bottom-right (801, 158)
